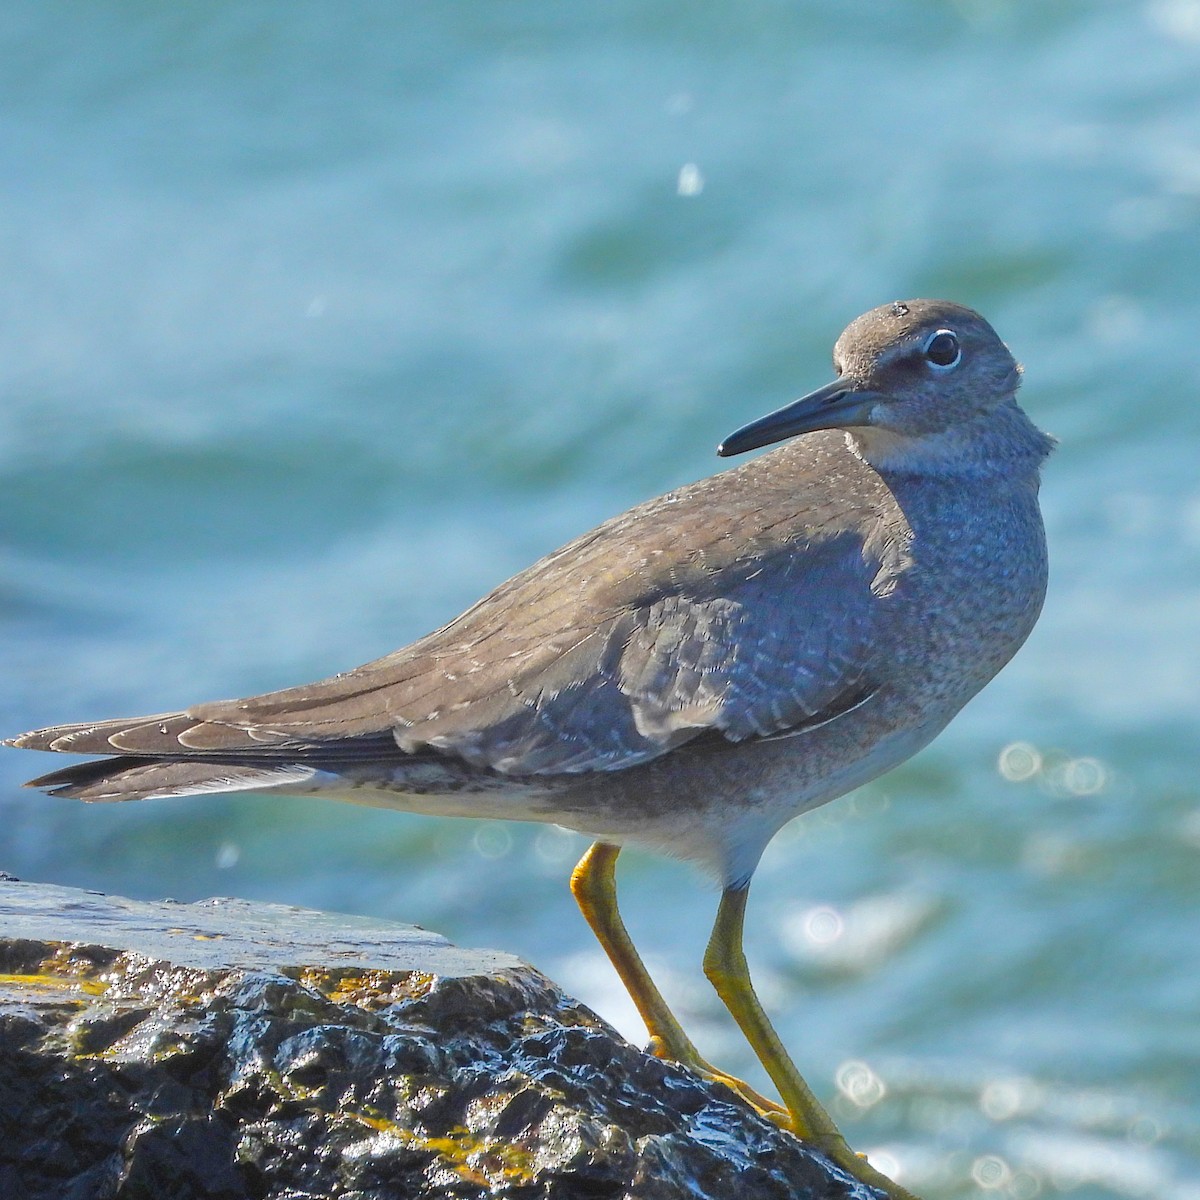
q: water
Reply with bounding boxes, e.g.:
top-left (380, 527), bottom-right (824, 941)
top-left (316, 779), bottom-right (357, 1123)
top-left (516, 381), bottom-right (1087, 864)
top-left (3, 3), bottom-right (1199, 1196)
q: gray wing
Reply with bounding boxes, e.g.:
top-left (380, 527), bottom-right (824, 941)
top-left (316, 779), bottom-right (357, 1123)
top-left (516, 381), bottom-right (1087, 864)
top-left (14, 449), bottom-right (911, 776)
top-left (395, 534), bottom-right (883, 773)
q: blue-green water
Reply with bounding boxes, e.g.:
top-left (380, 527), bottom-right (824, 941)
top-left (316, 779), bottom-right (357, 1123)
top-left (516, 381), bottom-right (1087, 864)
top-left (3, 4), bottom-right (1200, 1195)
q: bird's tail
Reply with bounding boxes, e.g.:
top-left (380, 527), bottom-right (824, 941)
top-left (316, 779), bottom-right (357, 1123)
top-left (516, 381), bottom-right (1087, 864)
top-left (6, 707), bottom-right (396, 802)
top-left (15, 755), bottom-right (318, 803)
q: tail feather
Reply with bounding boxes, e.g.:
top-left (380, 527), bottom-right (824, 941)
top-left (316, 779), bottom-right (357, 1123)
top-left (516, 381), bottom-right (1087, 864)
top-left (7, 712), bottom-right (184, 755)
top-left (5, 718), bottom-right (404, 762)
top-left (23, 757), bottom-right (318, 803)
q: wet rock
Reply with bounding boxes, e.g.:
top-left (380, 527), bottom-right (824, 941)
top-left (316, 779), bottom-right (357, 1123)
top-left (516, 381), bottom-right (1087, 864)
top-left (0, 877), bottom-right (878, 1199)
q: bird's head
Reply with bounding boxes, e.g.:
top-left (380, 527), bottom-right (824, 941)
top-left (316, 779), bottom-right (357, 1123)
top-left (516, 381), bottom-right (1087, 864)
top-left (718, 300), bottom-right (1023, 459)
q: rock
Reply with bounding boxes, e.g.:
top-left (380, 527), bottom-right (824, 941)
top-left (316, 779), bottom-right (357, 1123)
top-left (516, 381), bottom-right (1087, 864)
top-left (0, 876), bottom-right (878, 1199)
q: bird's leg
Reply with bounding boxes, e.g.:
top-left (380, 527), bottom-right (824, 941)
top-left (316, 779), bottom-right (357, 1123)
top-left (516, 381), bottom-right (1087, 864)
top-left (704, 884), bottom-right (921, 1200)
top-left (570, 842), bottom-right (786, 1120)
top-left (570, 842), bottom-right (703, 1062)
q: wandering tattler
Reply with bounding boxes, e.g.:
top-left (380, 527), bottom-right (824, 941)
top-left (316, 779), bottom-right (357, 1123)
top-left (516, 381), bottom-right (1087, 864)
top-left (9, 300), bottom-right (1052, 1199)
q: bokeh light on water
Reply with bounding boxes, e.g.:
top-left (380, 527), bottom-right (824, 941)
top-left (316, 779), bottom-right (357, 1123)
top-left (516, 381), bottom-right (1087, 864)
top-left (2, 4), bottom-right (1199, 1196)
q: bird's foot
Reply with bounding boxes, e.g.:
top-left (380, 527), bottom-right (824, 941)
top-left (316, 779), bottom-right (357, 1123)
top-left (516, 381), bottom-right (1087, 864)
top-left (809, 1134), bottom-right (922, 1200)
top-left (648, 1037), bottom-right (920, 1200)
top-left (646, 1035), bottom-right (790, 1123)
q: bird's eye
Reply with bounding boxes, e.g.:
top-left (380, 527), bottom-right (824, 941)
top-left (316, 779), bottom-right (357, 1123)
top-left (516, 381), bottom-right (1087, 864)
top-left (923, 329), bottom-right (961, 370)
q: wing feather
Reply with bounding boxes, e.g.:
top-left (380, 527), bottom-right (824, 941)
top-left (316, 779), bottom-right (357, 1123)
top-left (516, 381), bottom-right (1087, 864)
top-left (11, 435), bottom-right (914, 776)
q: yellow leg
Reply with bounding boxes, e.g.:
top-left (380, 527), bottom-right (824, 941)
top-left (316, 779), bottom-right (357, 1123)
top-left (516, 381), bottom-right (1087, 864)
top-left (570, 842), bottom-right (785, 1119)
top-left (704, 884), bottom-right (921, 1200)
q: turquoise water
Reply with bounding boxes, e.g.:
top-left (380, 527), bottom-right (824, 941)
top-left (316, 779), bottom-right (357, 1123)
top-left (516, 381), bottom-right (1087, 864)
top-left (3, 4), bottom-right (1200, 1195)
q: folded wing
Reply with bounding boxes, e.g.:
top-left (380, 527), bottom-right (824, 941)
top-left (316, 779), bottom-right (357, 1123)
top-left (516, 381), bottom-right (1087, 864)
top-left (12, 451), bottom-right (911, 780)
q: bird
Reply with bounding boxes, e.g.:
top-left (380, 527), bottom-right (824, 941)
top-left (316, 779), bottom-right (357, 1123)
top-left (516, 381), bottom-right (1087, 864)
top-left (8, 299), bottom-right (1053, 1200)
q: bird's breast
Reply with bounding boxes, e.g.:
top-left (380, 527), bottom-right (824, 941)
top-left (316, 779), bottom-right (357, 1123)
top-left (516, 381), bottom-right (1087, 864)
top-left (880, 474), bottom-right (1048, 707)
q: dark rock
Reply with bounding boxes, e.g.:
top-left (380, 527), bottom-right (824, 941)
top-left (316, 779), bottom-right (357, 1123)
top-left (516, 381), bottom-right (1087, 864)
top-left (0, 878), bottom-right (879, 1199)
